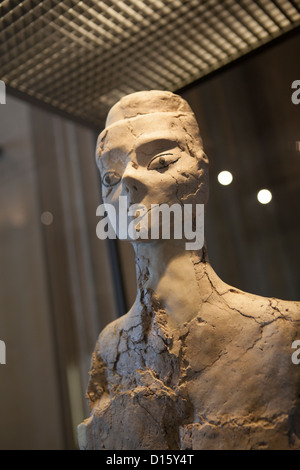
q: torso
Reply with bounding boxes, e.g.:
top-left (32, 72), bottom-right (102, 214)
top-left (83, 280), bottom-right (300, 450)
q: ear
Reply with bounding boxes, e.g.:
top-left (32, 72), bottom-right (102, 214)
top-left (202, 152), bottom-right (209, 165)
top-left (196, 151), bottom-right (209, 170)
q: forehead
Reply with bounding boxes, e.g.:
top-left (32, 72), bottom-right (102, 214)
top-left (100, 113), bottom-right (188, 153)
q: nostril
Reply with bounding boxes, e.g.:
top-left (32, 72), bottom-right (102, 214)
top-left (133, 185), bottom-right (138, 191)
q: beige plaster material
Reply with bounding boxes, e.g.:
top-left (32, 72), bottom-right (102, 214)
top-left (78, 91), bottom-right (300, 450)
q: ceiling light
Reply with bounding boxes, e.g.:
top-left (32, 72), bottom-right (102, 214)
top-left (41, 211), bottom-right (54, 225)
top-left (217, 171), bottom-right (233, 186)
top-left (257, 189), bottom-right (272, 204)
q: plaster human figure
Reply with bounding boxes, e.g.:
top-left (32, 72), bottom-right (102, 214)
top-left (78, 90), bottom-right (300, 450)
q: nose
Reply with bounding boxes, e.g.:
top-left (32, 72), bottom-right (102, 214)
top-left (121, 162), bottom-right (139, 194)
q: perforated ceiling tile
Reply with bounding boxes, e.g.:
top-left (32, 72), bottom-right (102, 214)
top-left (1, 0), bottom-right (299, 126)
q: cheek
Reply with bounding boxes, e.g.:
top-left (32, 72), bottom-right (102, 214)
top-left (177, 168), bottom-right (208, 204)
top-left (142, 173), bottom-right (178, 203)
top-left (172, 159), bottom-right (207, 202)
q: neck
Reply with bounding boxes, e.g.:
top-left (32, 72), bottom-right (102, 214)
top-left (131, 239), bottom-right (215, 326)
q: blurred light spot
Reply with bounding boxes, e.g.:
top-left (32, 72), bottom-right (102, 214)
top-left (257, 189), bottom-right (272, 204)
top-left (217, 171), bottom-right (233, 186)
top-left (41, 211), bottom-right (53, 225)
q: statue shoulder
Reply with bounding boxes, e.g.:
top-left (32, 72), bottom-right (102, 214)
top-left (94, 316), bottom-right (124, 366)
top-left (86, 300), bottom-right (143, 408)
top-left (86, 313), bottom-right (132, 410)
top-left (93, 299), bottom-right (142, 365)
top-left (220, 283), bottom-right (300, 328)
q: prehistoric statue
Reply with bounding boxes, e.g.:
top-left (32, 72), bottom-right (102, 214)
top-left (78, 90), bottom-right (300, 450)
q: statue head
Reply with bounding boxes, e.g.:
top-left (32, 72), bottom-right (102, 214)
top-left (96, 90), bottom-right (209, 244)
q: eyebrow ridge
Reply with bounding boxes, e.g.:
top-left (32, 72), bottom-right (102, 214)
top-left (135, 137), bottom-right (177, 152)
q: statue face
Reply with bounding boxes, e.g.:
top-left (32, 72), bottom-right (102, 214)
top-left (97, 112), bottom-right (208, 241)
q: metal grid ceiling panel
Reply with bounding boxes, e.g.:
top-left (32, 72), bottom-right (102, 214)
top-left (1, 0), bottom-right (299, 126)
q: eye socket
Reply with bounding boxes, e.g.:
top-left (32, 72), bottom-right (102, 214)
top-left (102, 170), bottom-right (121, 187)
top-left (147, 153), bottom-right (179, 171)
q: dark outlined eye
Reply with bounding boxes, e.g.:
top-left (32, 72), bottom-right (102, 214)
top-left (147, 153), bottom-right (180, 171)
top-left (102, 171), bottom-right (121, 187)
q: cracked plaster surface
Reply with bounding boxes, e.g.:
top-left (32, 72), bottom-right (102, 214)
top-left (78, 91), bottom-right (300, 450)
